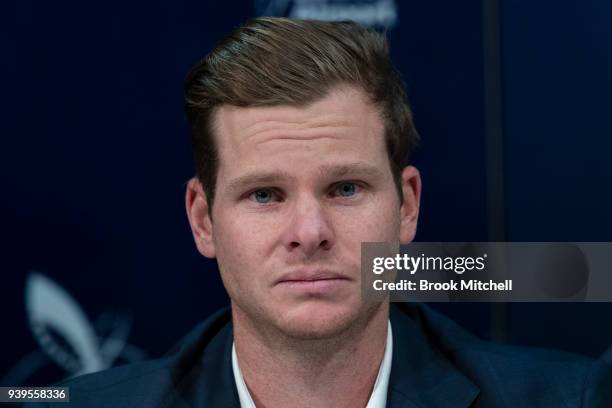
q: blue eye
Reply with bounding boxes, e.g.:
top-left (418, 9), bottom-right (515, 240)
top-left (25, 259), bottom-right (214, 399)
top-left (336, 182), bottom-right (357, 197)
top-left (251, 189), bottom-right (274, 203)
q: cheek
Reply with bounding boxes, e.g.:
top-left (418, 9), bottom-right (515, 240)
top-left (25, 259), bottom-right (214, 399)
top-left (338, 194), bottom-right (401, 242)
top-left (212, 212), bottom-right (281, 275)
top-left (212, 220), bottom-right (261, 302)
top-left (214, 218), bottom-right (254, 264)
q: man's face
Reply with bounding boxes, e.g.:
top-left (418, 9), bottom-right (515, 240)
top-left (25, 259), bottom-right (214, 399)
top-left (187, 86), bottom-right (420, 339)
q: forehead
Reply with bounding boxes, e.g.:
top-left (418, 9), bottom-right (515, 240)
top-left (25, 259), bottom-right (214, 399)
top-left (211, 86), bottom-right (388, 180)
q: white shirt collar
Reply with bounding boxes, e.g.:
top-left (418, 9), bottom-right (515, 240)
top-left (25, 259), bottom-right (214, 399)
top-left (232, 320), bottom-right (393, 408)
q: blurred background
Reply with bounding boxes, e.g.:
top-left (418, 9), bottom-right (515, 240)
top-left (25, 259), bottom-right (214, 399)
top-left (2, 0), bottom-right (612, 386)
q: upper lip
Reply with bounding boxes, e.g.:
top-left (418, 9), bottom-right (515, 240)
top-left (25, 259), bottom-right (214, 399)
top-left (276, 269), bottom-right (350, 284)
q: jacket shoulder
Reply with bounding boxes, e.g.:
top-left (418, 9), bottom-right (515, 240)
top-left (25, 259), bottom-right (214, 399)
top-left (48, 357), bottom-right (177, 407)
top-left (457, 341), bottom-right (612, 407)
top-left (392, 303), bottom-right (612, 407)
top-left (40, 307), bottom-right (234, 408)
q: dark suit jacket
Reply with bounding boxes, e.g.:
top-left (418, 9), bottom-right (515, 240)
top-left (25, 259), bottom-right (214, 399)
top-left (41, 303), bottom-right (612, 407)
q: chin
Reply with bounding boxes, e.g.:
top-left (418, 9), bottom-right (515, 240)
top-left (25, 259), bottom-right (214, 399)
top-left (276, 300), bottom-right (375, 340)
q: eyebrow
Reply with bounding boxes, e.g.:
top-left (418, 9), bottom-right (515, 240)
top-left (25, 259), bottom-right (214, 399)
top-left (317, 162), bottom-right (385, 179)
top-left (226, 162), bottom-right (385, 194)
top-left (227, 171), bottom-right (294, 194)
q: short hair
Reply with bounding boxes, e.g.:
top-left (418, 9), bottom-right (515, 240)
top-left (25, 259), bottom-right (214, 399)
top-left (184, 17), bottom-right (419, 210)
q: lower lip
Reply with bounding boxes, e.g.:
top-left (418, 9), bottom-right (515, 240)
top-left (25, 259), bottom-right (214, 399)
top-left (276, 278), bottom-right (349, 295)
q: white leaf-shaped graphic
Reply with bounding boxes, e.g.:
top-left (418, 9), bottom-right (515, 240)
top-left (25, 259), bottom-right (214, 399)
top-left (25, 272), bottom-right (104, 375)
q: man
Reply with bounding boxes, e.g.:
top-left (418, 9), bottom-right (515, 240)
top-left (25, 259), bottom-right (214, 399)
top-left (45, 17), bottom-right (610, 407)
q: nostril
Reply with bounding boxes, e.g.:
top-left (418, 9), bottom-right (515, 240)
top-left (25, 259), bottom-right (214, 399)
top-left (290, 242), bottom-right (300, 249)
top-left (320, 240), bottom-right (330, 249)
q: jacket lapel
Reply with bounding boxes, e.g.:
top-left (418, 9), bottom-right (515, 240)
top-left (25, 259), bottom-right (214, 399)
top-left (167, 307), bottom-right (241, 408)
top-left (387, 305), bottom-right (480, 408)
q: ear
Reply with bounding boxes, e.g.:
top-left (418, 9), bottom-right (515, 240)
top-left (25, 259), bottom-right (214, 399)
top-left (185, 177), bottom-right (216, 258)
top-left (399, 166), bottom-right (421, 244)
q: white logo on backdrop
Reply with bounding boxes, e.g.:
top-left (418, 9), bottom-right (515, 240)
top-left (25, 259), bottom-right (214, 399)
top-left (1, 273), bottom-right (146, 386)
top-left (256, 0), bottom-right (398, 28)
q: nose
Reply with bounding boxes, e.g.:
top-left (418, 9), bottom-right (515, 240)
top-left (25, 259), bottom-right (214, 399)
top-left (282, 195), bottom-right (335, 257)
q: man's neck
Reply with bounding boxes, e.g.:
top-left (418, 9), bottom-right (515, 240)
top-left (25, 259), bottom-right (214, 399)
top-left (232, 303), bottom-right (389, 408)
